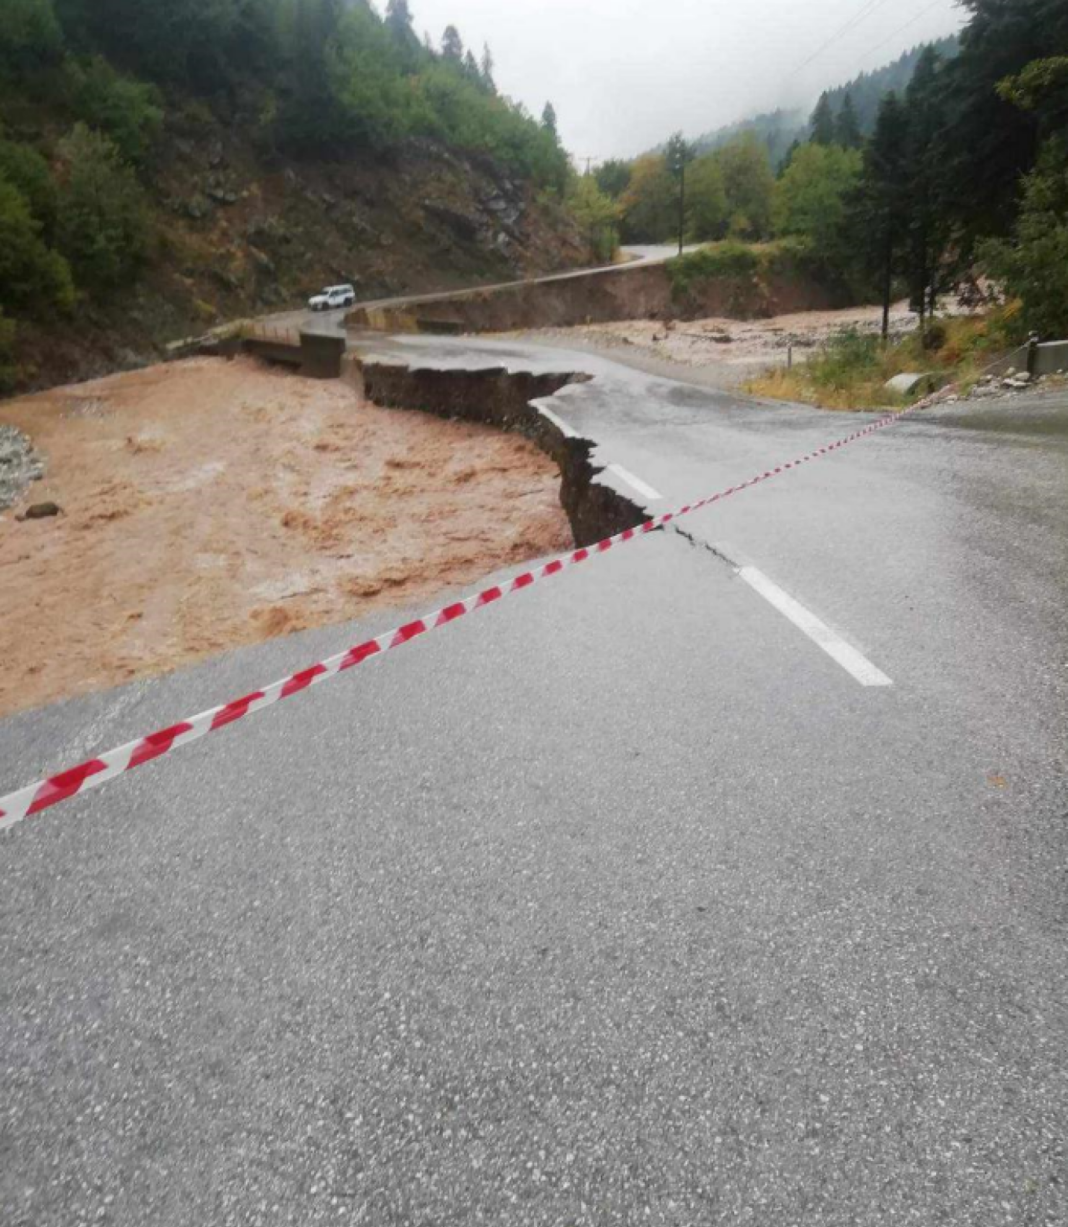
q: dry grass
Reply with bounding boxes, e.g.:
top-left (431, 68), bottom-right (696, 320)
top-left (746, 314), bottom-right (1020, 411)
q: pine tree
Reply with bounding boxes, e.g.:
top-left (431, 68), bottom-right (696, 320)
top-left (810, 92), bottom-right (836, 146)
top-left (480, 43), bottom-right (495, 92)
top-left (942, 0), bottom-right (1068, 244)
top-left (541, 102), bottom-right (558, 137)
top-left (836, 92), bottom-right (862, 149)
top-left (384, 0), bottom-right (415, 43)
top-left (851, 93), bottom-right (910, 337)
top-left (904, 46), bottom-right (951, 325)
top-left (441, 24), bottom-right (463, 63)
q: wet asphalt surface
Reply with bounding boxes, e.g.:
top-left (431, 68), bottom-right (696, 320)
top-left (2, 336), bottom-right (1067, 1226)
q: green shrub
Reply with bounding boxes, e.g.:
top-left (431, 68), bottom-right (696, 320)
top-left (0, 0), bottom-right (62, 77)
top-left (55, 123), bottom-right (149, 290)
top-left (0, 138), bottom-right (58, 237)
top-left (0, 177), bottom-right (75, 313)
top-left (667, 241), bottom-right (762, 300)
top-left (568, 176), bottom-right (619, 261)
top-left (922, 321), bottom-right (948, 351)
top-left (0, 308), bottom-right (19, 392)
top-left (63, 57), bottom-right (164, 166)
top-left (808, 330), bottom-right (882, 386)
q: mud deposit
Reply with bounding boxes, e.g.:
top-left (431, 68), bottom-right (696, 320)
top-left (521, 302), bottom-right (925, 391)
top-left (0, 357), bottom-right (571, 717)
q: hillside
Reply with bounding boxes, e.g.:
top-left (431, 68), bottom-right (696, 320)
top-left (690, 107), bottom-right (805, 168)
top-left (0, 0), bottom-right (586, 393)
top-left (691, 35), bottom-right (961, 164)
top-left (10, 117), bottom-right (586, 392)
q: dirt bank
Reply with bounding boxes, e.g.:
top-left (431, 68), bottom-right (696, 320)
top-left (0, 357), bottom-right (571, 718)
top-left (349, 258), bottom-right (848, 337)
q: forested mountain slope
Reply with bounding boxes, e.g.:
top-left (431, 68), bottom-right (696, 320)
top-left (0, 0), bottom-right (584, 392)
top-left (690, 36), bottom-right (961, 165)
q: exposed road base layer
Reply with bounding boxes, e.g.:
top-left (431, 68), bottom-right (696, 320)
top-left (356, 361), bottom-right (648, 548)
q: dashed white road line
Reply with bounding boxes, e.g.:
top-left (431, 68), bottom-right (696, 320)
top-left (737, 565), bottom-right (893, 688)
top-left (608, 463), bottom-right (663, 502)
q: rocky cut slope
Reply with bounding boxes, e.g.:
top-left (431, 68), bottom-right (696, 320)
top-left (0, 0), bottom-right (589, 394)
top-left (14, 115), bottom-right (586, 391)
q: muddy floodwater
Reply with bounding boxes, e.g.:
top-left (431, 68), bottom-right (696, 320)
top-left (0, 357), bottom-right (571, 717)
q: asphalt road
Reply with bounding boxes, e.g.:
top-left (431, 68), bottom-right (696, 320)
top-left (2, 336), bottom-right (1066, 1226)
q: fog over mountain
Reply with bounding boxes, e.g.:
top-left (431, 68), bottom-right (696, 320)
top-left (407, 0), bottom-right (968, 159)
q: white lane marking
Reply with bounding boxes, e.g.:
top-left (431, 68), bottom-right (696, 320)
top-left (737, 566), bottom-right (893, 688)
top-left (538, 405), bottom-right (577, 438)
top-left (608, 463), bottom-right (663, 502)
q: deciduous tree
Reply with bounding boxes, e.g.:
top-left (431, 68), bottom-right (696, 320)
top-left (0, 178), bottom-right (74, 313)
top-left (619, 154), bottom-right (675, 243)
top-left (54, 124), bottom-right (149, 290)
top-left (773, 142), bottom-right (862, 267)
top-left (714, 133), bottom-right (774, 239)
top-left (595, 159), bottom-right (631, 199)
top-left (569, 175), bottom-right (619, 261)
top-left (686, 154), bottom-right (728, 241)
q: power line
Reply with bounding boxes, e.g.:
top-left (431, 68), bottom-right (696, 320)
top-left (855, 0), bottom-right (951, 66)
top-left (788, 0), bottom-right (897, 79)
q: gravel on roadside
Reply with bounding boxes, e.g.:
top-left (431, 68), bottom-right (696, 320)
top-left (0, 424), bottom-right (44, 511)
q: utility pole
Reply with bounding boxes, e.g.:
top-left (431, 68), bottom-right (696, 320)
top-left (665, 132), bottom-right (692, 257)
top-left (678, 158), bottom-right (686, 255)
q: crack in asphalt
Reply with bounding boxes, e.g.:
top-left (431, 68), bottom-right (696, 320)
top-left (671, 526), bottom-right (738, 571)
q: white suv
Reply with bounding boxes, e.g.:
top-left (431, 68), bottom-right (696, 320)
top-left (308, 284), bottom-right (356, 311)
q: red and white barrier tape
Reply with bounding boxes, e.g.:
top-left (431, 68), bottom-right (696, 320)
top-left (0, 403), bottom-right (919, 832)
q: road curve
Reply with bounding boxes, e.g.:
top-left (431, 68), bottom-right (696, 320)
top-left (258, 245), bottom-right (695, 337)
top-left (2, 334), bottom-right (1066, 1226)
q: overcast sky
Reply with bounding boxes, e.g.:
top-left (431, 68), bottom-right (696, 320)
top-left (405, 0), bottom-right (968, 160)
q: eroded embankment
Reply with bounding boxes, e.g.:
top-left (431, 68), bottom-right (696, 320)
top-left (356, 361), bottom-right (647, 548)
top-left (349, 258), bottom-right (845, 336)
top-left (351, 264), bottom-right (671, 334)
